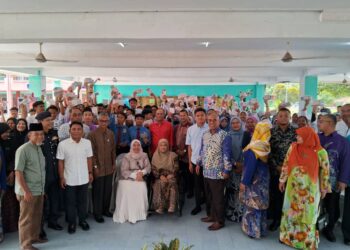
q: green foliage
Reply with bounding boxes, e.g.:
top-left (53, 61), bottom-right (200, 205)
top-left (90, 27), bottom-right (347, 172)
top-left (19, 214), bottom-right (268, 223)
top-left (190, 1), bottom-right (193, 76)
top-left (318, 83), bottom-right (350, 106)
top-left (265, 83), bottom-right (300, 109)
top-left (142, 238), bottom-right (194, 250)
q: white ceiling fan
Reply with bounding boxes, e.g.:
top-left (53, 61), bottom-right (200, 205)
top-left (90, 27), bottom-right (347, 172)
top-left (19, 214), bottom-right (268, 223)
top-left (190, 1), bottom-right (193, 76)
top-left (280, 42), bottom-right (330, 63)
top-left (33, 42), bottom-right (78, 63)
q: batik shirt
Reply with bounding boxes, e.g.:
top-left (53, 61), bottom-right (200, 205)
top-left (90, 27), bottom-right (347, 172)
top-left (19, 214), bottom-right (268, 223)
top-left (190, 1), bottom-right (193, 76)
top-left (197, 128), bottom-right (232, 180)
top-left (268, 124), bottom-right (296, 176)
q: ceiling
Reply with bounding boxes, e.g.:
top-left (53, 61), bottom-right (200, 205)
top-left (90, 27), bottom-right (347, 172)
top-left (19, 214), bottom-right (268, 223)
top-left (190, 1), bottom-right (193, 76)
top-left (1, 1), bottom-right (350, 84)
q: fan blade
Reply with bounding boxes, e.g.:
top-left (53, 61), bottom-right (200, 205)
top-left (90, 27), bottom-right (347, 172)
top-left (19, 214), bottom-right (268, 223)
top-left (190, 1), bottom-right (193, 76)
top-left (292, 56), bottom-right (331, 60)
top-left (46, 59), bottom-right (79, 63)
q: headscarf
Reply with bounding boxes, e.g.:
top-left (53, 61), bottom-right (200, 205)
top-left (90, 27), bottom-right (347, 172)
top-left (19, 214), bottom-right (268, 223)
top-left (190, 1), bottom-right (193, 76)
top-left (0, 123), bottom-right (9, 190)
top-left (127, 139), bottom-right (145, 160)
top-left (151, 139), bottom-right (177, 171)
top-left (246, 116), bottom-right (258, 135)
top-left (219, 116), bottom-right (230, 132)
top-left (229, 116), bottom-right (244, 162)
top-left (0, 123), bottom-right (10, 137)
top-left (243, 120), bottom-right (271, 163)
top-left (286, 127), bottom-right (323, 183)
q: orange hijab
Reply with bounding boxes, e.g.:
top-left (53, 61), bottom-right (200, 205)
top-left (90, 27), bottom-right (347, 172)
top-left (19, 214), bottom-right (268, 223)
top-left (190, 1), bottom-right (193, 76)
top-left (287, 126), bottom-right (323, 183)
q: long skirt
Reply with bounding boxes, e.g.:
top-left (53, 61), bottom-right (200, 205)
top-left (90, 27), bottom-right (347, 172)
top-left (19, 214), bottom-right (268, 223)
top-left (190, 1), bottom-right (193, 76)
top-left (242, 207), bottom-right (267, 238)
top-left (152, 179), bottom-right (177, 210)
top-left (225, 172), bottom-right (244, 222)
top-left (113, 180), bottom-right (148, 224)
top-left (1, 187), bottom-right (19, 233)
top-left (279, 167), bottom-right (321, 250)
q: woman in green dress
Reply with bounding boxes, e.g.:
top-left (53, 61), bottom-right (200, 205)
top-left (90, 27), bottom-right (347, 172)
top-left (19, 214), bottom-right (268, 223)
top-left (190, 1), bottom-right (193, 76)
top-left (279, 126), bottom-right (331, 249)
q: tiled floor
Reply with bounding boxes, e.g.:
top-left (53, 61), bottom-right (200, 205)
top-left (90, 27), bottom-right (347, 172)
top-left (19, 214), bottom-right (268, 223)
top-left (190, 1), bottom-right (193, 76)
top-left (1, 198), bottom-right (347, 250)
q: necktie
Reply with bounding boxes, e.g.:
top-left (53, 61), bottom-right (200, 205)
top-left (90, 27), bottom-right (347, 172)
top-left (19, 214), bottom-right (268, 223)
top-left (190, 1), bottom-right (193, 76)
top-left (136, 127), bottom-right (140, 140)
top-left (117, 127), bottom-right (122, 145)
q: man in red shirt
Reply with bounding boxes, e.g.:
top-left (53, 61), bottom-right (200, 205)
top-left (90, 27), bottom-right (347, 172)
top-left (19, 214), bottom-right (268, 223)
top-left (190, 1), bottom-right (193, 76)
top-left (149, 108), bottom-right (173, 154)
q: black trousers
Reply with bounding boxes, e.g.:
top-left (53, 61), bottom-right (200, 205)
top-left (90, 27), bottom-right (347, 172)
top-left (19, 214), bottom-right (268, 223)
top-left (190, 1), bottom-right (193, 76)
top-left (92, 174), bottom-right (113, 217)
top-left (203, 178), bottom-right (226, 224)
top-left (179, 160), bottom-right (193, 195)
top-left (43, 180), bottom-right (61, 224)
top-left (192, 162), bottom-right (205, 210)
top-left (324, 191), bottom-right (341, 231)
top-left (269, 174), bottom-right (284, 223)
top-left (343, 187), bottom-right (350, 240)
top-left (65, 183), bottom-right (89, 225)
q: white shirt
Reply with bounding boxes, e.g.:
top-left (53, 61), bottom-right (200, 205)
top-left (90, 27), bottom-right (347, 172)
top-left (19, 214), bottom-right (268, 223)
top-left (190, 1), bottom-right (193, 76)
top-left (185, 123), bottom-right (209, 164)
top-left (56, 137), bottom-right (93, 186)
top-left (336, 120), bottom-right (350, 137)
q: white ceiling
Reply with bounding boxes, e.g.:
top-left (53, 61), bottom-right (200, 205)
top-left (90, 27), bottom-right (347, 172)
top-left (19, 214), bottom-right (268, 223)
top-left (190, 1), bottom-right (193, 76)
top-left (1, 1), bottom-right (350, 83)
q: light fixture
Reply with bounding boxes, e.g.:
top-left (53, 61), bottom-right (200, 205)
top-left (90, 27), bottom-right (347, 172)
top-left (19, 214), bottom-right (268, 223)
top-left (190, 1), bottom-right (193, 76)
top-left (115, 42), bottom-right (125, 48)
top-left (200, 41), bottom-right (211, 48)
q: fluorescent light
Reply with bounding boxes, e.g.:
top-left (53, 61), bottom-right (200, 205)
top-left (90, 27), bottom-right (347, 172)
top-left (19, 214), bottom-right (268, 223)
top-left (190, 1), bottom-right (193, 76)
top-left (115, 42), bottom-right (125, 48)
top-left (200, 42), bottom-right (210, 48)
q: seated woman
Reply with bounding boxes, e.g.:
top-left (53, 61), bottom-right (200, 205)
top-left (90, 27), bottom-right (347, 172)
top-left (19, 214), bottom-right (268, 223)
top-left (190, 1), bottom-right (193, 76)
top-left (240, 120), bottom-right (271, 239)
top-left (151, 139), bottom-right (179, 214)
top-left (113, 140), bottom-right (151, 224)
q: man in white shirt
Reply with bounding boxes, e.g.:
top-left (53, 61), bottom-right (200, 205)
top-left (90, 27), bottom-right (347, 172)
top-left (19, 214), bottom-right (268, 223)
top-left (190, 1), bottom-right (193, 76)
top-left (336, 104), bottom-right (350, 138)
top-left (185, 107), bottom-right (209, 215)
top-left (57, 121), bottom-right (93, 234)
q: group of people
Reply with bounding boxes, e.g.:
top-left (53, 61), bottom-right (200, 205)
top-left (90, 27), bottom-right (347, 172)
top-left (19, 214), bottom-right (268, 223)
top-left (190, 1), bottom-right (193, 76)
top-left (0, 93), bottom-right (349, 250)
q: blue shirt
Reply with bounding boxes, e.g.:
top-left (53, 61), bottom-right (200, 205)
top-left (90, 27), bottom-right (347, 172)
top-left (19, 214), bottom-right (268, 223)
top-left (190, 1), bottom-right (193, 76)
top-left (128, 126), bottom-right (151, 148)
top-left (109, 114), bottom-right (130, 145)
top-left (185, 123), bottom-right (209, 164)
top-left (319, 131), bottom-right (350, 191)
top-left (197, 128), bottom-right (232, 180)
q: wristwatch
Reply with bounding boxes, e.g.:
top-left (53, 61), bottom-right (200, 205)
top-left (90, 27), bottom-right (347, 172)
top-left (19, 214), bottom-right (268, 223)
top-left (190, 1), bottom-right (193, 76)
top-left (93, 165), bottom-right (98, 169)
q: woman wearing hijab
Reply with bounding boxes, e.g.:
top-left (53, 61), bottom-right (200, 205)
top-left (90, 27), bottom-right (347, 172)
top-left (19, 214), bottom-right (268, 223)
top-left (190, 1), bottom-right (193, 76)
top-left (219, 116), bottom-right (230, 132)
top-left (239, 120), bottom-right (271, 239)
top-left (245, 116), bottom-right (258, 136)
top-left (113, 140), bottom-right (151, 224)
top-left (279, 127), bottom-right (331, 249)
top-left (151, 139), bottom-right (179, 214)
top-left (225, 116), bottom-right (251, 222)
top-left (0, 123), bottom-right (10, 243)
top-left (1, 118), bottom-right (28, 234)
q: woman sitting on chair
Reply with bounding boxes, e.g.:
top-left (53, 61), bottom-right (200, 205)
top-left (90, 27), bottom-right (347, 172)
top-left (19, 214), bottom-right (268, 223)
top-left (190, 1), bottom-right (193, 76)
top-left (152, 139), bottom-right (179, 214)
top-left (113, 139), bottom-right (151, 224)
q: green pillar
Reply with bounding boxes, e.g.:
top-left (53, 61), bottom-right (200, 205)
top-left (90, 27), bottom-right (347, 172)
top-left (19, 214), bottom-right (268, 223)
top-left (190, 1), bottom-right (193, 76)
top-left (304, 75), bottom-right (318, 101)
top-left (28, 73), bottom-right (46, 98)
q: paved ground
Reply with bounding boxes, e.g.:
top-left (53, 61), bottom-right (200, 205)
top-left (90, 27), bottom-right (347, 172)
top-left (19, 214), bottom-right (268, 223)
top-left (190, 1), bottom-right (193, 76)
top-left (1, 198), bottom-right (347, 250)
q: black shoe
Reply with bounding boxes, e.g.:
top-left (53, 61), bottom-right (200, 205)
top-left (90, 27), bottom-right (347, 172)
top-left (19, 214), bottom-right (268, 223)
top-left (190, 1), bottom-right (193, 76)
top-left (268, 221), bottom-right (280, 231)
top-left (191, 206), bottom-right (201, 215)
top-left (344, 239), bottom-right (350, 245)
top-left (39, 229), bottom-right (47, 240)
top-left (94, 215), bottom-right (105, 223)
top-left (322, 228), bottom-right (336, 242)
top-left (68, 224), bottom-right (76, 234)
top-left (103, 212), bottom-right (113, 218)
top-left (79, 221), bottom-right (90, 231)
top-left (48, 223), bottom-right (63, 231)
top-left (187, 192), bottom-right (194, 199)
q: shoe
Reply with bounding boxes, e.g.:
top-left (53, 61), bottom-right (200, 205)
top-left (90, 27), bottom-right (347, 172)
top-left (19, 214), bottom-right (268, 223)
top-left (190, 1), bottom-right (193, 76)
top-left (187, 192), bottom-right (194, 199)
top-left (79, 221), bottom-right (90, 231)
top-left (103, 212), bottom-right (113, 218)
top-left (268, 220), bottom-right (280, 231)
top-left (168, 206), bottom-right (175, 213)
top-left (94, 216), bottom-right (105, 223)
top-left (68, 224), bottom-right (76, 234)
top-left (201, 216), bottom-right (214, 223)
top-left (32, 237), bottom-right (48, 244)
top-left (322, 228), bottom-right (336, 242)
top-left (155, 208), bottom-right (164, 214)
top-left (191, 207), bottom-right (201, 215)
top-left (208, 222), bottom-right (224, 231)
top-left (344, 239), bottom-right (350, 245)
top-left (48, 223), bottom-right (63, 231)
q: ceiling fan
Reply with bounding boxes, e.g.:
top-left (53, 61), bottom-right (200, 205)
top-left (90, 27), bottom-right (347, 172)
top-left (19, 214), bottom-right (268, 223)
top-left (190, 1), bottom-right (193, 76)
top-left (34, 42), bottom-right (78, 63)
top-left (280, 42), bottom-right (330, 63)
